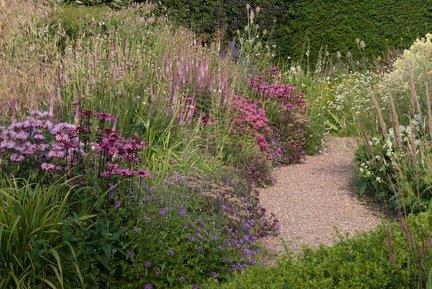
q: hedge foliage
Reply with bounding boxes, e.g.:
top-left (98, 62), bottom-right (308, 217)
top-left (155, 0), bottom-right (286, 42)
top-left (155, 0), bottom-right (432, 62)
top-left (205, 213), bottom-right (432, 289)
top-left (61, 0), bottom-right (432, 62)
top-left (278, 0), bottom-right (432, 62)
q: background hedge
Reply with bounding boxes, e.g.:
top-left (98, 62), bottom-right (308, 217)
top-left (62, 0), bottom-right (432, 63)
top-left (154, 0), bottom-right (432, 63)
top-left (277, 0), bottom-right (432, 63)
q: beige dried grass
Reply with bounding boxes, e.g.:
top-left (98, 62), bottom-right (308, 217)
top-left (370, 89), bottom-right (388, 137)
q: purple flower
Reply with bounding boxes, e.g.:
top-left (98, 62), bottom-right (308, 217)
top-left (144, 284), bottom-right (153, 289)
top-left (178, 206), bottom-right (187, 217)
top-left (10, 153), bottom-right (24, 162)
top-left (145, 260), bottom-right (152, 268)
top-left (210, 271), bottom-right (218, 279)
top-left (115, 200), bottom-right (121, 209)
top-left (41, 162), bottom-right (57, 172)
top-left (159, 208), bottom-right (169, 216)
top-left (95, 112), bottom-right (116, 122)
top-left (137, 169), bottom-right (150, 178)
top-left (192, 284), bottom-right (200, 289)
top-left (178, 275), bottom-right (186, 284)
top-left (187, 235), bottom-right (196, 242)
top-left (167, 249), bottom-right (175, 257)
top-left (127, 251), bottom-right (136, 258)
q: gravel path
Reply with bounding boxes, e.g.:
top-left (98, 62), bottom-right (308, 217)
top-left (260, 137), bottom-right (382, 252)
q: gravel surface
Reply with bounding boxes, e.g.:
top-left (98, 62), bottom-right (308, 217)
top-left (260, 137), bottom-right (383, 252)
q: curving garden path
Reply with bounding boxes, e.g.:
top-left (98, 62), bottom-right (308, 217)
top-left (260, 137), bottom-right (382, 252)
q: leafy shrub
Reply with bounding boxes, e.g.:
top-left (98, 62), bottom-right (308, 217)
top-left (154, 0), bottom-right (286, 44)
top-left (153, 0), bottom-right (431, 67)
top-left (206, 213), bottom-right (432, 289)
top-left (122, 173), bottom-right (279, 288)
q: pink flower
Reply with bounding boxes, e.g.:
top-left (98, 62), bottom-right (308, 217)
top-left (41, 162), bottom-right (57, 172)
top-left (10, 153), bottom-right (24, 162)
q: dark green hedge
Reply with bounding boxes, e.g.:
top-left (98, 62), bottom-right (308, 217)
top-left (277, 0), bottom-right (432, 62)
top-left (64, 0), bottom-right (432, 62)
top-left (206, 213), bottom-right (432, 289)
top-left (155, 0), bottom-right (286, 42)
top-left (155, 0), bottom-right (432, 62)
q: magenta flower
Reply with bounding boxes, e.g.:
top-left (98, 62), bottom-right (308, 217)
top-left (94, 112), bottom-right (116, 122)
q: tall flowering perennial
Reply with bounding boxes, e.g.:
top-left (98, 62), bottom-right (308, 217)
top-left (78, 109), bottom-right (150, 179)
top-left (247, 66), bottom-right (308, 164)
top-left (163, 49), bottom-right (233, 125)
top-left (249, 71), bottom-right (306, 114)
top-left (96, 129), bottom-right (149, 178)
top-left (231, 95), bottom-right (273, 151)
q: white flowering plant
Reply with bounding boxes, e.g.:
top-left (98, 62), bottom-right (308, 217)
top-left (327, 71), bottom-right (380, 135)
top-left (356, 117), bottom-right (432, 213)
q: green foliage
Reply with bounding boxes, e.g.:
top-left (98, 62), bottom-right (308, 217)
top-left (0, 178), bottom-right (81, 289)
top-left (275, 0), bottom-right (432, 65)
top-left (156, 0), bottom-right (431, 66)
top-left (281, 72), bottom-right (331, 154)
top-left (206, 213), bottom-right (432, 289)
top-left (155, 0), bottom-right (286, 43)
top-left (122, 177), bottom-right (246, 288)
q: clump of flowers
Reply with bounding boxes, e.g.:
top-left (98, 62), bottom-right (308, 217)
top-left (246, 66), bottom-right (308, 164)
top-left (132, 173), bottom-right (279, 287)
top-left (249, 66), bottom-right (307, 114)
top-left (0, 108), bottom-right (150, 180)
top-left (163, 49), bottom-right (233, 125)
top-left (231, 94), bottom-right (273, 151)
top-left (0, 110), bottom-right (80, 173)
